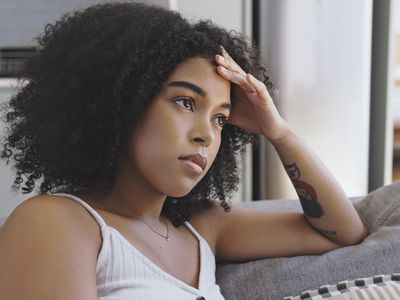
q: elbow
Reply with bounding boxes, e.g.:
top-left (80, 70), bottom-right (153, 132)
top-left (359, 224), bottom-right (370, 241)
top-left (338, 224), bottom-right (369, 247)
top-left (354, 224), bottom-right (369, 244)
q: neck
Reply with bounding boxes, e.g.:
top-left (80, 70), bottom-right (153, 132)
top-left (76, 161), bottom-right (168, 222)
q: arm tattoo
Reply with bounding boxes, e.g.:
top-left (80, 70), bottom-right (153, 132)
top-left (305, 217), bottom-right (337, 236)
top-left (284, 163), bottom-right (324, 219)
top-left (315, 228), bottom-right (337, 235)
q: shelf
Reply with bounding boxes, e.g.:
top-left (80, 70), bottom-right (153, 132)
top-left (0, 78), bottom-right (20, 89)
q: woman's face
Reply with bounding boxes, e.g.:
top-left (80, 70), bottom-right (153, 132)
top-left (127, 57), bottom-right (231, 197)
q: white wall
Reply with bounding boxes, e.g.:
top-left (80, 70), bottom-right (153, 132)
top-left (0, 0), bottom-right (108, 47)
top-left (393, 0), bottom-right (400, 127)
top-left (259, 0), bottom-right (373, 198)
top-left (172, 0), bottom-right (243, 33)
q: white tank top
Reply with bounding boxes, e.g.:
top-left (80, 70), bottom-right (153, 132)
top-left (53, 193), bottom-right (225, 300)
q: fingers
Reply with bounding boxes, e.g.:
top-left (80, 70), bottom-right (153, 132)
top-left (216, 50), bottom-right (246, 76)
top-left (216, 46), bottom-right (272, 101)
top-left (215, 47), bottom-right (254, 92)
top-left (216, 65), bottom-right (256, 93)
top-left (247, 73), bottom-right (272, 101)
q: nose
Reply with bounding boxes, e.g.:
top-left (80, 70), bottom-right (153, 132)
top-left (191, 117), bottom-right (216, 147)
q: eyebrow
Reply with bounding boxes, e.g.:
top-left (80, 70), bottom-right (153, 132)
top-left (167, 80), bottom-right (231, 110)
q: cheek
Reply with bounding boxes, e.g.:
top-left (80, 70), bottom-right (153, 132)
top-left (131, 120), bottom-right (184, 166)
top-left (204, 135), bottom-right (222, 172)
top-left (126, 113), bottom-right (195, 195)
top-left (133, 109), bottom-right (187, 153)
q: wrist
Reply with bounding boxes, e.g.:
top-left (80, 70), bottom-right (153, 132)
top-left (263, 120), bottom-right (293, 144)
top-left (267, 124), bottom-right (296, 147)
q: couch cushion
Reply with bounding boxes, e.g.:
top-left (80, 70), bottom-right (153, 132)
top-left (215, 181), bottom-right (400, 300)
top-left (284, 273), bottom-right (400, 300)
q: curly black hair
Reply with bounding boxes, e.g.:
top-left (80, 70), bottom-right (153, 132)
top-left (0, 1), bottom-right (272, 226)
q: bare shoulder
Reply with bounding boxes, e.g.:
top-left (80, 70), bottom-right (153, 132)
top-left (0, 194), bottom-right (101, 300)
top-left (3, 194), bottom-right (102, 249)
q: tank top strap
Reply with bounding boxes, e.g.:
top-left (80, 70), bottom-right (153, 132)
top-left (52, 193), bottom-right (107, 228)
top-left (183, 221), bottom-right (203, 242)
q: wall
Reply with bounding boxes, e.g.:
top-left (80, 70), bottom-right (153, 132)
top-left (259, 0), bottom-right (373, 199)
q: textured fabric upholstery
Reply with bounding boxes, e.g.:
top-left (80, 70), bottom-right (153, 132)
top-left (215, 181), bottom-right (400, 300)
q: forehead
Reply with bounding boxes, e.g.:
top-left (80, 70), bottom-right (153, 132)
top-left (163, 57), bottom-right (231, 99)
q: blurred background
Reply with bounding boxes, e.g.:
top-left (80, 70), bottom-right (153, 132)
top-left (0, 0), bottom-right (399, 216)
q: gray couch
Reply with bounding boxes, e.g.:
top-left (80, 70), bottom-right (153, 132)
top-left (0, 182), bottom-right (399, 299)
top-left (216, 181), bottom-right (400, 299)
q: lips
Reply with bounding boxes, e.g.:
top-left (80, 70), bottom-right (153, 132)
top-left (179, 154), bottom-right (207, 171)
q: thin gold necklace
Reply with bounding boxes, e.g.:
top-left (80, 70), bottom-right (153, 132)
top-left (102, 205), bottom-right (170, 241)
top-left (133, 216), bottom-right (170, 241)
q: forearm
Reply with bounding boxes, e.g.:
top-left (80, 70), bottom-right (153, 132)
top-left (269, 127), bottom-right (368, 245)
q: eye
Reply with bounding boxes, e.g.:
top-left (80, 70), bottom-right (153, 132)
top-left (174, 97), bottom-right (194, 112)
top-left (215, 115), bottom-right (228, 128)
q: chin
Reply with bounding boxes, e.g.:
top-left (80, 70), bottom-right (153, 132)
top-left (167, 189), bottom-right (193, 198)
top-left (165, 183), bottom-right (198, 198)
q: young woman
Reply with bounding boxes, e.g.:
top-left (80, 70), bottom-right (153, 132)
top-left (0, 2), bottom-right (368, 299)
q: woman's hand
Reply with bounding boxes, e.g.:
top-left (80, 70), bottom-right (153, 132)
top-left (215, 46), bottom-right (290, 142)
